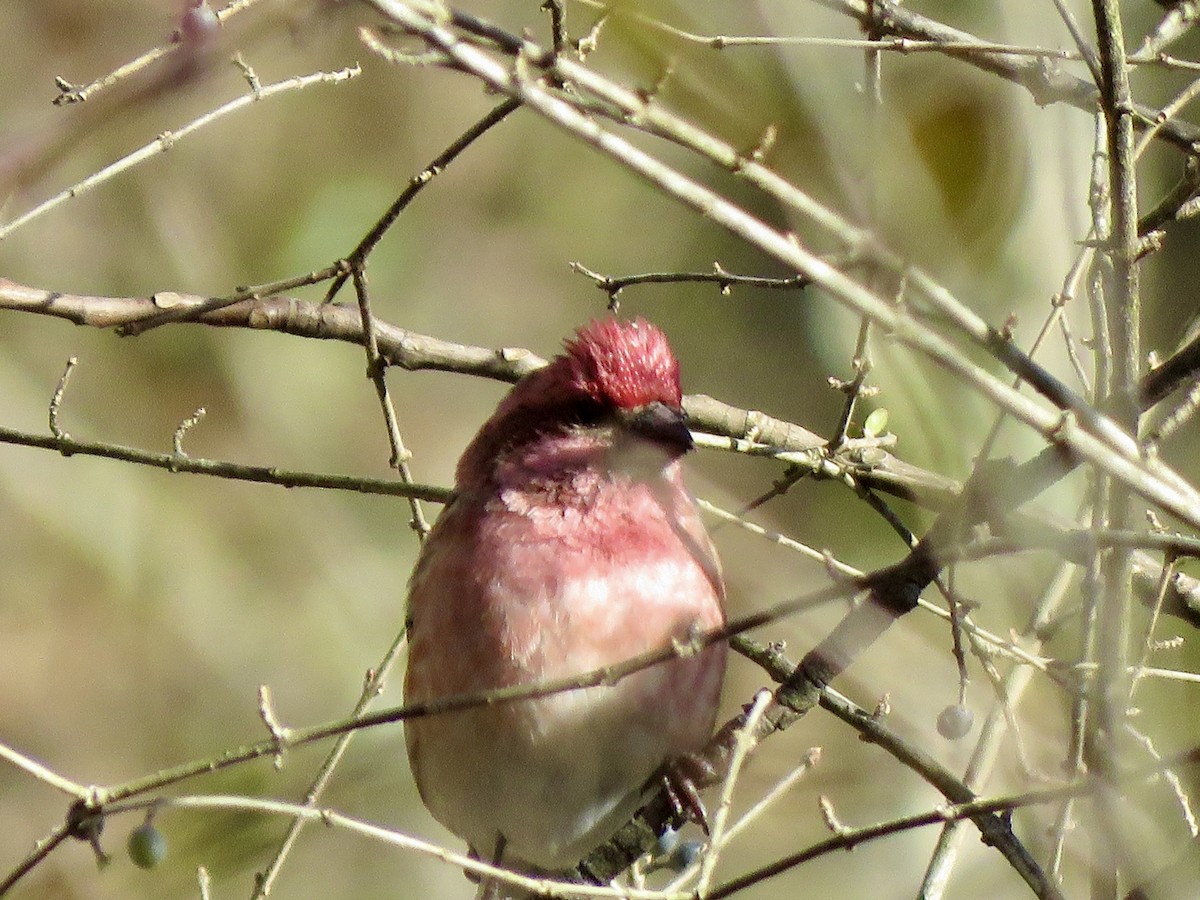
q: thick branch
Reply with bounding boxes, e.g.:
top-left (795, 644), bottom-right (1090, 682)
top-left (4, 279), bottom-right (1200, 630)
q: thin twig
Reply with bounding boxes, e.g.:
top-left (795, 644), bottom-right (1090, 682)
top-left (919, 560), bottom-right (1081, 898)
top-left (704, 747), bottom-right (1200, 900)
top-left (145, 794), bottom-right (691, 900)
top-left (0, 422), bottom-right (451, 502)
top-left (695, 690), bottom-right (772, 895)
top-left (1, 66), bottom-right (361, 241)
top-left (50, 0), bottom-right (266, 105)
top-left (321, 96), bottom-right (521, 305)
top-left (48, 356), bottom-right (77, 440)
top-left (570, 261), bottom-right (810, 307)
top-left (0, 742), bottom-right (89, 798)
top-left (251, 630), bottom-right (413, 898)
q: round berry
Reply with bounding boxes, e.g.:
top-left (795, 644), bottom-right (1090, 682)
top-left (936, 703), bottom-right (974, 740)
top-left (127, 823), bottom-right (167, 869)
top-left (669, 839), bottom-right (703, 870)
top-left (652, 827), bottom-right (680, 859)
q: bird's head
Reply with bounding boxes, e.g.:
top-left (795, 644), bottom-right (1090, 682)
top-left (457, 318), bottom-right (694, 488)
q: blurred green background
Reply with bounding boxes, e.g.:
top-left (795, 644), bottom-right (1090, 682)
top-left (3, 1), bottom-right (1200, 898)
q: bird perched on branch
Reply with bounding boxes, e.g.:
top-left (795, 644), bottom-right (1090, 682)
top-left (404, 317), bottom-right (727, 897)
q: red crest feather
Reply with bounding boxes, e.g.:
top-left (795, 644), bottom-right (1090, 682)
top-left (563, 317), bottom-right (682, 411)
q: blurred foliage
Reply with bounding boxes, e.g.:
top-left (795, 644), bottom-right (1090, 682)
top-left (2, 2), bottom-right (1200, 899)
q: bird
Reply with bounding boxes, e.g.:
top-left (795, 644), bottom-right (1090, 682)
top-left (403, 317), bottom-right (727, 896)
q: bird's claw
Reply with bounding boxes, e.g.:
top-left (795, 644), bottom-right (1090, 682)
top-left (661, 752), bottom-right (716, 834)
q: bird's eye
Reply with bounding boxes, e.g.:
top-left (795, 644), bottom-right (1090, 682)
top-left (566, 399), bottom-right (607, 427)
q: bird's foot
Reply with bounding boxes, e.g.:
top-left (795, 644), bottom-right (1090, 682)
top-left (661, 752), bottom-right (716, 834)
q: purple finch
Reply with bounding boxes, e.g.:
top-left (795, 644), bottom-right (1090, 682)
top-left (403, 318), bottom-right (727, 894)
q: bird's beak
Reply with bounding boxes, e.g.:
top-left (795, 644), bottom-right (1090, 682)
top-left (621, 401), bottom-right (694, 453)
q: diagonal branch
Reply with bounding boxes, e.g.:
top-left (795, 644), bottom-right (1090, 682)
top-left (366, 0), bottom-right (1200, 532)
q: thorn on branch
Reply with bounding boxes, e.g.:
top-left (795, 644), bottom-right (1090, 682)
top-left (827, 374), bottom-right (880, 397)
top-left (52, 75), bottom-right (86, 105)
top-left (172, 407), bottom-right (207, 460)
top-left (709, 261), bottom-right (733, 296)
top-left (568, 261), bottom-right (622, 307)
top-left (258, 684), bottom-right (291, 771)
top-left (634, 58), bottom-right (676, 108)
top-left (1000, 312), bottom-right (1018, 341)
top-left (232, 53), bottom-right (261, 97)
top-left (1136, 230), bottom-right (1165, 261)
top-left (49, 357), bottom-right (78, 444)
top-left (818, 795), bottom-right (850, 837)
top-left (872, 693), bottom-right (891, 718)
top-left (733, 124), bottom-right (779, 173)
top-left (575, 12), bottom-right (607, 59)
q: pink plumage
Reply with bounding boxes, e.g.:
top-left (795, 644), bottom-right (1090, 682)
top-left (404, 318), bottom-right (727, 893)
